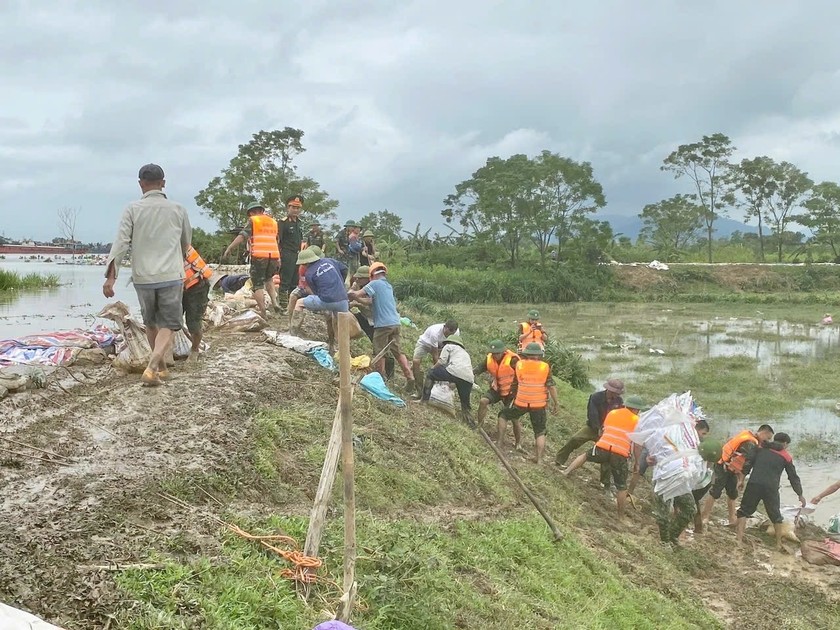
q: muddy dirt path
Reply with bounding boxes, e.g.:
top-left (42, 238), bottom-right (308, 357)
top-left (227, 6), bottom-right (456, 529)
top-left (0, 324), bottom-right (325, 629)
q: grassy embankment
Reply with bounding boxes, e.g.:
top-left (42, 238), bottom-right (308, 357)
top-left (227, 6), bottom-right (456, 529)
top-left (109, 302), bottom-right (838, 630)
top-left (0, 269), bottom-right (60, 291)
top-left (387, 262), bottom-right (840, 305)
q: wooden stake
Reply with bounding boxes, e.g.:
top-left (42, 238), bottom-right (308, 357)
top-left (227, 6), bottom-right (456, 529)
top-left (337, 312), bottom-right (357, 623)
top-left (476, 426), bottom-right (563, 542)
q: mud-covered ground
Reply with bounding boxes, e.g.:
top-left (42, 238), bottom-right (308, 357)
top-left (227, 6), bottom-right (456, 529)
top-left (0, 317), bottom-right (327, 629)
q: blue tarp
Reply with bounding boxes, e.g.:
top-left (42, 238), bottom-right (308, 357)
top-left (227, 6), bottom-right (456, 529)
top-left (305, 347), bottom-right (336, 371)
top-left (359, 372), bottom-right (406, 407)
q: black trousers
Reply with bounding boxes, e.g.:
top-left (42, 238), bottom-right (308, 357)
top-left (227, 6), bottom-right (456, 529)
top-left (421, 364), bottom-right (472, 410)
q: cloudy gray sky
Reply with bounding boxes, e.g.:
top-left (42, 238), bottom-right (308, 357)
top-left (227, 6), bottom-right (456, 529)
top-left (3, 0), bottom-right (840, 243)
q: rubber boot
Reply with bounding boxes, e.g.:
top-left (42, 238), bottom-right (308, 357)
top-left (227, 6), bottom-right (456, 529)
top-left (276, 291), bottom-right (289, 314)
top-left (290, 310), bottom-right (305, 336)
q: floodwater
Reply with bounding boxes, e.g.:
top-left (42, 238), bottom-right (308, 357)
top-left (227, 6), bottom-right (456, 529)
top-left (466, 302), bottom-right (840, 524)
top-left (0, 258), bottom-right (138, 339)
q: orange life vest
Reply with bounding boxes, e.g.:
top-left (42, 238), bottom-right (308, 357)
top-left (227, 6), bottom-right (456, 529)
top-left (595, 407), bottom-right (639, 458)
top-left (486, 350), bottom-right (517, 396)
top-left (513, 360), bottom-right (550, 409)
top-left (183, 246), bottom-right (212, 290)
top-left (249, 214), bottom-right (280, 259)
top-left (719, 430), bottom-right (759, 473)
top-left (519, 322), bottom-right (546, 351)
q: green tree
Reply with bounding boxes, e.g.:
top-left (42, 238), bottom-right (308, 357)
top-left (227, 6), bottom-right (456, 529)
top-left (801, 181), bottom-right (840, 259)
top-left (443, 154), bottom-right (535, 266)
top-left (760, 161), bottom-right (812, 262)
top-left (190, 227), bottom-right (232, 263)
top-left (638, 194), bottom-right (704, 259)
top-left (529, 151), bottom-right (606, 265)
top-left (195, 128), bottom-right (338, 231)
top-left (728, 156), bottom-right (776, 261)
top-left (357, 210), bottom-right (404, 242)
top-left (661, 133), bottom-right (734, 262)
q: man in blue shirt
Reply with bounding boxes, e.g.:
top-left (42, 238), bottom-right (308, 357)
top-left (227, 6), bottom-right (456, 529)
top-left (348, 262), bottom-right (415, 392)
top-left (290, 248), bottom-right (348, 337)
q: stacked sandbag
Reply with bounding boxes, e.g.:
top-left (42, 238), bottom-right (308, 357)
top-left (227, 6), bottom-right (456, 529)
top-left (630, 392), bottom-right (710, 501)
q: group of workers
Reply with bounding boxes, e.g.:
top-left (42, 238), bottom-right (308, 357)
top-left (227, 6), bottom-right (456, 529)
top-left (104, 165), bottom-right (838, 551)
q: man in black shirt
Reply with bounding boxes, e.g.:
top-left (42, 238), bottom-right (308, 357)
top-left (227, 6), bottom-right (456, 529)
top-left (735, 432), bottom-right (806, 550)
top-left (277, 195), bottom-right (304, 311)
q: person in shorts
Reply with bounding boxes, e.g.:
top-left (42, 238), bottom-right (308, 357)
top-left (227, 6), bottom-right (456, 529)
top-left (497, 343), bottom-right (558, 463)
top-left (411, 319), bottom-right (459, 393)
top-left (347, 262), bottom-right (415, 391)
top-left (222, 201), bottom-right (281, 320)
top-left (563, 396), bottom-right (647, 516)
top-left (104, 163), bottom-right (191, 386)
top-left (473, 339), bottom-right (519, 428)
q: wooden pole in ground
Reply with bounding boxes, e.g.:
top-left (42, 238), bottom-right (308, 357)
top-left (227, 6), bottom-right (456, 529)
top-left (476, 425), bottom-right (563, 542)
top-left (302, 338), bottom-right (395, 591)
top-left (337, 312), bottom-right (357, 622)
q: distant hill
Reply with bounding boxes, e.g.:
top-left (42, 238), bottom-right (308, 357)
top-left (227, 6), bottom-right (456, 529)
top-left (595, 212), bottom-right (758, 240)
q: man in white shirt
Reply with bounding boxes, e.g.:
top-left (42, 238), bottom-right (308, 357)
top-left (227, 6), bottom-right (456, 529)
top-left (418, 335), bottom-right (474, 424)
top-left (411, 319), bottom-right (459, 395)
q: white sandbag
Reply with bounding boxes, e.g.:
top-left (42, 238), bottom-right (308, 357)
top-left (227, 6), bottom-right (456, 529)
top-left (217, 310), bottom-right (268, 332)
top-left (205, 301), bottom-right (232, 327)
top-left (428, 382), bottom-right (457, 417)
top-left (170, 329), bottom-right (208, 358)
top-left (98, 302), bottom-right (151, 373)
top-left (263, 330), bottom-right (327, 354)
top-left (0, 603), bottom-right (65, 629)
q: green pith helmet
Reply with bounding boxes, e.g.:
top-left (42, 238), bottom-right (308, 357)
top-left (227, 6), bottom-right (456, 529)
top-left (354, 265), bottom-right (370, 279)
top-left (528, 309), bottom-right (540, 319)
top-left (363, 230), bottom-right (374, 238)
top-left (488, 339), bottom-right (505, 353)
top-left (698, 438), bottom-right (723, 463)
top-left (308, 222), bottom-right (321, 229)
top-left (296, 248), bottom-right (322, 265)
top-left (246, 201), bottom-right (264, 212)
top-left (444, 334), bottom-right (464, 348)
top-left (522, 342), bottom-right (544, 357)
top-left (307, 246), bottom-right (324, 258)
top-left (344, 220), bottom-right (360, 228)
top-left (624, 395), bottom-right (649, 411)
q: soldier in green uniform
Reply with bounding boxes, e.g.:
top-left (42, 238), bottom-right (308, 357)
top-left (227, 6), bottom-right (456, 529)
top-left (277, 194), bottom-right (304, 310)
top-left (305, 221), bottom-right (325, 250)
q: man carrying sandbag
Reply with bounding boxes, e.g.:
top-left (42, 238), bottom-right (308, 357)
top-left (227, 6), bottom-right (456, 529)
top-left (419, 335), bottom-right (474, 425)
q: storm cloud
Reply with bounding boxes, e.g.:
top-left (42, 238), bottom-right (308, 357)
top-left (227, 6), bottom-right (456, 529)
top-left (2, 0), bottom-right (840, 242)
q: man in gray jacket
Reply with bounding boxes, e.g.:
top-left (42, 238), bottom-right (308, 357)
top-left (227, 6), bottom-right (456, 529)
top-left (103, 164), bottom-right (191, 386)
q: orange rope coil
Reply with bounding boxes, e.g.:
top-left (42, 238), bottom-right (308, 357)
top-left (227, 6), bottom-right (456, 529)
top-left (227, 523), bottom-right (323, 583)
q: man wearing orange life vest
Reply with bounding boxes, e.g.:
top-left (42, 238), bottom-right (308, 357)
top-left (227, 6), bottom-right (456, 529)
top-left (473, 339), bottom-right (520, 429)
top-left (700, 424), bottom-right (774, 526)
top-left (222, 201), bottom-right (281, 321)
top-left (182, 245), bottom-right (213, 363)
top-left (497, 342), bottom-right (558, 464)
top-left (518, 309), bottom-right (548, 352)
top-left (562, 395), bottom-right (648, 517)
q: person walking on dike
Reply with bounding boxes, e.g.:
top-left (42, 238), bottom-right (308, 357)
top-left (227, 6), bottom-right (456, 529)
top-left (360, 230), bottom-right (378, 266)
top-left (289, 247), bottom-right (348, 337)
top-left (103, 163), bottom-right (191, 387)
top-left (182, 245), bottom-right (213, 363)
top-left (419, 335), bottom-right (475, 423)
top-left (473, 339), bottom-right (519, 429)
top-left (555, 378), bottom-right (625, 490)
top-left (562, 395), bottom-right (648, 518)
top-left (411, 320), bottom-right (460, 395)
top-left (348, 265), bottom-right (395, 378)
top-left (497, 342), bottom-right (558, 464)
top-left (701, 424), bottom-right (774, 527)
top-left (336, 220), bottom-right (363, 282)
top-left (277, 195), bottom-right (304, 312)
top-left (735, 432), bottom-right (806, 550)
top-left (347, 262), bottom-right (416, 392)
top-left (304, 220), bottom-right (325, 250)
top-left (222, 201), bottom-right (280, 322)
top-left (646, 419), bottom-right (712, 546)
top-left (518, 309), bottom-right (548, 352)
